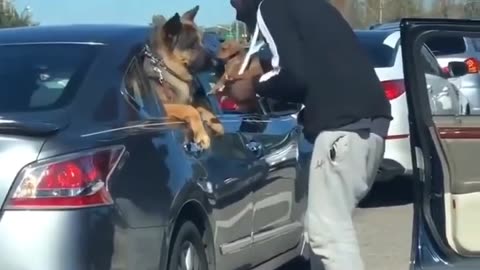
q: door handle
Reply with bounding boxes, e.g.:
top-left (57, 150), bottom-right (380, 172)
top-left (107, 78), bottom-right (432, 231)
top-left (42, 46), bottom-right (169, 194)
top-left (246, 140), bottom-right (263, 157)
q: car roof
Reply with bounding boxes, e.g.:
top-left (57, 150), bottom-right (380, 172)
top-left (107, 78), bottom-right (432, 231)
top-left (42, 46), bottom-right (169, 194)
top-left (0, 24), bottom-right (151, 46)
top-left (354, 29), bottom-right (400, 44)
top-left (368, 21), bottom-right (400, 30)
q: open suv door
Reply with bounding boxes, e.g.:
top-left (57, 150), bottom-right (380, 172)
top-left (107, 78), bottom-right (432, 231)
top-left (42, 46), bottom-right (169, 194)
top-left (401, 18), bottom-right (480, 269)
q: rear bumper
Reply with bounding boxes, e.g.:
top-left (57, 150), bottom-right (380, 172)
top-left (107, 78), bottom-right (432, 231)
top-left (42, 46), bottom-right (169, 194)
top-left (376, 135), bottom-right (413, 181)
top-left (0, 207), bottom-right (167, 270)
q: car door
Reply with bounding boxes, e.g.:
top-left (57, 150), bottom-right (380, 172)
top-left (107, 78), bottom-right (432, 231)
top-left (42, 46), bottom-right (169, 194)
top-left (193, 71), bottom-right (259, 269)
top-left (243, 100), bottom-right (306, 265)
top-left (198, 71), bottom-right (307, 264)
top-left (400, 19), bottom-right (480, 270)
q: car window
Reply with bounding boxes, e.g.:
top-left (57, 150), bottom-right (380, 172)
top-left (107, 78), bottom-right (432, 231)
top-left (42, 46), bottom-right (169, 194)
top-left (426, 36), bottom-right (466, 56)
top-left (420, 46), bottom-right (443, 76)
top-left (472, 38), bottom-right (480, 52)
top-left (123, 58), bottom-right (162, 118)
top-left (0, 44), bottom-right (98, 113)
top-left (356, 32), bottom-right (397, 68)
top-left (197, 71), bottom-right (265, 115)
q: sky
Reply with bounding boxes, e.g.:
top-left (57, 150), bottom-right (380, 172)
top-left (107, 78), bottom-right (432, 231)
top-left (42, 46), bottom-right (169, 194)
top-left (12, 0), bottom-right (235, 27)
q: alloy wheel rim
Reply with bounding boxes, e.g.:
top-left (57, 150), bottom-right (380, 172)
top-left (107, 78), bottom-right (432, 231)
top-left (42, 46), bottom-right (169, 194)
top-left (178, 241), bottom-right (200, 270)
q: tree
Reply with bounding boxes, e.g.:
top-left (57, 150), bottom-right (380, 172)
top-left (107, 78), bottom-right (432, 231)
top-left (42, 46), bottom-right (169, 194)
top-left (464, 0), bottom-right (480, 19)
top-left (0, 4), bottom-right (36, 28)
top-left (330, 0), bottom-right (364, 27)
top-left (427, 0), bottom-right (464, 18)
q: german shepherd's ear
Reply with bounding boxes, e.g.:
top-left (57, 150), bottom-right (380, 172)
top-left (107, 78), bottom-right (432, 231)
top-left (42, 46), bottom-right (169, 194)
top-left (151, 14), bottom-right (167, 27)
top-left (182, 5), bottom-right (199, 22)
top-left (163, 13), bottom-right (182, 37)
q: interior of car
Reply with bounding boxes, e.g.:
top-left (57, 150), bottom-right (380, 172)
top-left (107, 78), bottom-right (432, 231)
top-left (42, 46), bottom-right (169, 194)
top-left (417, 31), bottom-right (480, 256)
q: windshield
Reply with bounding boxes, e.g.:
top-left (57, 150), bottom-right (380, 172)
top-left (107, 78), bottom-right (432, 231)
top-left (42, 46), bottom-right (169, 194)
top-left (0, 44), bottom-right (98, 113)
top-left (355, 31), bottom-right (397, 68)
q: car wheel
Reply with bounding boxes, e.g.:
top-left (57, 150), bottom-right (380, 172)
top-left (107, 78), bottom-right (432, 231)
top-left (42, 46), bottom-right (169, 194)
top-left (168, 221), bottom-right (209, 270)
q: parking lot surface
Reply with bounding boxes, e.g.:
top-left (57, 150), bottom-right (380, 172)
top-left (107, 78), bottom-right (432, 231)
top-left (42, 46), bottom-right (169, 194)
top-left (278, 177), bottom-right (414, 270)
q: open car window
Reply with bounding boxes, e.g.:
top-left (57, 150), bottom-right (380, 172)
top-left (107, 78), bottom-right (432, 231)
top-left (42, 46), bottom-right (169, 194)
top-left (123, 57), bottom-right (163, 118)
top-left (195, 71), bottom-right (266, 115)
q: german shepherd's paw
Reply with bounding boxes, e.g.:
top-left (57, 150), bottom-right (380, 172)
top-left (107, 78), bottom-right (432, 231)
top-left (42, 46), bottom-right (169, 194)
top-left (207, 119), bottom-right (224, 136)
top-left (196, 107), bottom-right (225, 136)
top-left (194, 129), bottom-right (211, 149)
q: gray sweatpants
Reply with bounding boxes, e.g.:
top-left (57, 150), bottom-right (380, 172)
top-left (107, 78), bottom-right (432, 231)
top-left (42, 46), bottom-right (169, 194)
top-left (306, 130), bottom-right (385, 270)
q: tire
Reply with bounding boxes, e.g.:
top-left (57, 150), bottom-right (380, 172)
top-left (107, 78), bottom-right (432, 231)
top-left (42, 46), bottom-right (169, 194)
top-left (168, 221), bottom-right (209, 270)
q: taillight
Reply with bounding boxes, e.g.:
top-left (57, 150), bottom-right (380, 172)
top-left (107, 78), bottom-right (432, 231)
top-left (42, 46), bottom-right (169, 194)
top-left (442, 66), bottom-right (451, 75)
top-left (382, 79), bottom-right (405, 100)
top-left (6, 146), bottom-right (125, 210)
top-left (464, 57), bottom-right (479, 73)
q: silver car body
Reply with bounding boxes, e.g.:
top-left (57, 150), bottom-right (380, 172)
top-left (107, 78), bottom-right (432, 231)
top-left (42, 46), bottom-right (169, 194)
top-left (430, 36), bottom-right (480, 114)
top-left (356, 30), bottom-right (468, 181)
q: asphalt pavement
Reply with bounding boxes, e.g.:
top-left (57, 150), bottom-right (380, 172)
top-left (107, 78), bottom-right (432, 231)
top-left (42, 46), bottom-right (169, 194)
top-left (278, 177), bottom-right (414, 270)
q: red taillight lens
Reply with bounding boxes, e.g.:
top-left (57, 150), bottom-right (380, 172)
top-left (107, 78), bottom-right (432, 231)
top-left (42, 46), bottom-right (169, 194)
top-left (465, 57), bottom-right (479, 73)
top-left (382, 79), bottom-right (406, 100)
top-left (6, 146), bottom-right (125, 210)
top-left (442, 66), bottom-right (451, 75)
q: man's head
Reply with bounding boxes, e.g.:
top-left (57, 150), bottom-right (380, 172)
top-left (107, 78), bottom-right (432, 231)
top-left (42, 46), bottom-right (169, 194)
top-left (230, 0), bottom-right (262, 33)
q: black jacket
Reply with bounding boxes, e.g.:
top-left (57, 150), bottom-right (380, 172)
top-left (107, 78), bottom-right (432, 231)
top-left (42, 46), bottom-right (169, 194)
top-left (253, 0), bottom-right (392, 142)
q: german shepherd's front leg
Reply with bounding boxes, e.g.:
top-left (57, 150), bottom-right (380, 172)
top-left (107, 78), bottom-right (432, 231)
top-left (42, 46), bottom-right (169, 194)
top-left (196, 106), bottom-right (224, 136)
top-left (163, 104), bottom-right (211, 149)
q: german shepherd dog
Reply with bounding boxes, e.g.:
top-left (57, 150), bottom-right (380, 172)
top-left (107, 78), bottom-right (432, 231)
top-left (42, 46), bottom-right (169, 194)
top-left (143, 6), bottom-right (224, 149)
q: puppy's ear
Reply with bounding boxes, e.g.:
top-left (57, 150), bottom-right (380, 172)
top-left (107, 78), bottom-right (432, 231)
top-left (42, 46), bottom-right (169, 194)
top-left (163, 13), bottom-right (182, 37)
top-left (182, 5), bottom-right (199, 21)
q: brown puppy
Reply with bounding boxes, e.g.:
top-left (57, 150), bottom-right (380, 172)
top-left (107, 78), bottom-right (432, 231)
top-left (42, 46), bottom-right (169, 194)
top-left (211, 40), bottom-right (263, 111)
top-left (144, 6), bottom-right (224, 149)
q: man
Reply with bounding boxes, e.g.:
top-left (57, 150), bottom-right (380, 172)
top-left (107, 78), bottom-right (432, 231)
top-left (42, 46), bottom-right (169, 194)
top-left (229, 0), bottom-right (392, 269)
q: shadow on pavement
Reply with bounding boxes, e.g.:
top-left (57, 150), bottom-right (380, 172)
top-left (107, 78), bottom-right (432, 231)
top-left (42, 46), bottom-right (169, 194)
top-left (359, 176), bottom-right (414, 208)
top-left (276, 258), bottom-right (310, 269)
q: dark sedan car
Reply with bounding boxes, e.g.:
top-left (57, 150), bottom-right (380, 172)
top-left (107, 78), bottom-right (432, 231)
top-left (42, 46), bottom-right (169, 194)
top-left (0, 25), bottom-right (311, 270)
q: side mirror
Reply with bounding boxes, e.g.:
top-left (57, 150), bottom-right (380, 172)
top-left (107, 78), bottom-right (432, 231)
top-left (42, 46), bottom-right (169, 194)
top-left (447, 61), bottom-right (469, 77)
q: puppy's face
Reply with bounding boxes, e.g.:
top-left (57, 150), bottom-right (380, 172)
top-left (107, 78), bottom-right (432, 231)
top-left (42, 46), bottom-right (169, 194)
top-left (152, 6), bottom-right (210, 72)
top-left (217, 41), bottom-right (244, 61)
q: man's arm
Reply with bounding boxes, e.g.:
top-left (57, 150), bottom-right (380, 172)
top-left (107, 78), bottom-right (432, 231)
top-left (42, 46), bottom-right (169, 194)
top-left (254, 0), bottom-right (307, 103)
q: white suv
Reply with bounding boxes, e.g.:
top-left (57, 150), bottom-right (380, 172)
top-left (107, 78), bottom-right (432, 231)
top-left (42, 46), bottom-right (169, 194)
top-left (355, 30), bottom-right (469, 181)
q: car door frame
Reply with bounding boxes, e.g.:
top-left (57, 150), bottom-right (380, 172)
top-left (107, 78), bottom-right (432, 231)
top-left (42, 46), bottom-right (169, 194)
top-left (400, 18), bottom-right (480, 270)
